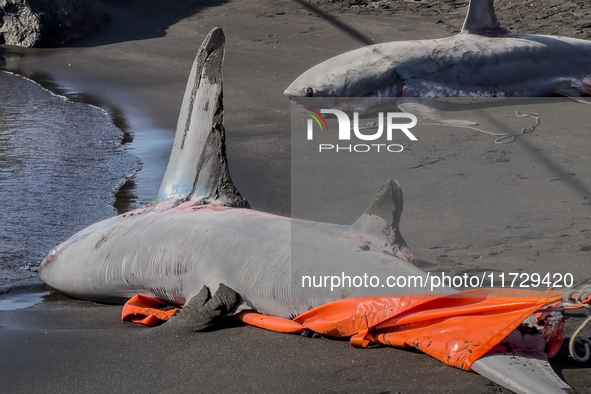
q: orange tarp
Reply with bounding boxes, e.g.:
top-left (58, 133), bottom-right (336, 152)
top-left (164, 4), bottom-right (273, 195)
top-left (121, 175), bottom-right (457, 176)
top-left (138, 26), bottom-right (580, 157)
top-left (122, 289), bottom-right (565, 371)
top-left (121, 294), bottom-right (179, 327)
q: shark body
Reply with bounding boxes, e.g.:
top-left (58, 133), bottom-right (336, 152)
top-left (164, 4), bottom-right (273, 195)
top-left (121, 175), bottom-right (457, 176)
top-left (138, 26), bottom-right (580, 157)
top-left (284, 0), bottom-right (591, 103)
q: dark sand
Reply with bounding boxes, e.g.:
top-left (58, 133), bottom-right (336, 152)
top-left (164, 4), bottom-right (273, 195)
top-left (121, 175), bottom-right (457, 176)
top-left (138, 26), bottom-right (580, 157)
top-left (1, 0), bottom-right (590, 392)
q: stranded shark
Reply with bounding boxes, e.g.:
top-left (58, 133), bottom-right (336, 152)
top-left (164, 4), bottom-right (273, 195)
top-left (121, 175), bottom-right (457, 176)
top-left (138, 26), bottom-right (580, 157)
top-left (284, 0), bottom-right (591, 101)
top-left (37, 27), bottom-right (425, 321)
top-left (38, 28), bottom-right (587, 394)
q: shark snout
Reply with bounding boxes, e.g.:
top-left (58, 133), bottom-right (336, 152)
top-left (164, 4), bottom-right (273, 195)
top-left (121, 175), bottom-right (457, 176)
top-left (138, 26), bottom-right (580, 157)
top-left (37, 247), bottom-right (60, 284)
top-left (283, 83), bottom-right (300, 98)
top-left (284, 72), bottom-right (323, 98)
top-left (40, 248), bottom-right (58, 268)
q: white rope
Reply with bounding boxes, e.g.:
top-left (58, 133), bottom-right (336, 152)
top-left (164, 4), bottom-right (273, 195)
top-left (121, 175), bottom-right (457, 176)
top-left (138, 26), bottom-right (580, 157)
top-left (569, 316), bottom-right (591, 363)
top-left (564, 283), bottom-right (591, 363)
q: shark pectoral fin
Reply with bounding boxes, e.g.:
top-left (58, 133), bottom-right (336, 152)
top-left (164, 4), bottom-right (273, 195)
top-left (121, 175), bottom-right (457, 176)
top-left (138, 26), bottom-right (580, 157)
top-left (236, 311), bottom-right (306, 334)
top-left (161, 284), bottom-right (242, 332)
top-left (123, 285), bottom-right (241, 331)
top-left (352, 179), bottom-right (414, 262)
top-left (121, 295), bottom-right (180, 327)
top-left (554, 89), bottom-right (591, 104)
top-left (157, 27), bottom-right (249, 208)
top-left (460, 0), bottom-right (510, 37)
top-left (398, 101), bottom-right (442, 120)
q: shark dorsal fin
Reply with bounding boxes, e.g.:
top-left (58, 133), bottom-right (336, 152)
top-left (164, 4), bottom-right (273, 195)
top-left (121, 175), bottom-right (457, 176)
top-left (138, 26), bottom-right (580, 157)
top-left (352, 179), bottom-right (414, 262)
top-left (157, 28), bottom-right (249, 208)
top-left (461, 0), bottom-right (510, 37)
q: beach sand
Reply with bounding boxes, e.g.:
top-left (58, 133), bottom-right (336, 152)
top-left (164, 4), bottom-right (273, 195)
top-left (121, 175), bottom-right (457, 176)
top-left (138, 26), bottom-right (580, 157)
top-left (1, 0), bottom-right (590, 392)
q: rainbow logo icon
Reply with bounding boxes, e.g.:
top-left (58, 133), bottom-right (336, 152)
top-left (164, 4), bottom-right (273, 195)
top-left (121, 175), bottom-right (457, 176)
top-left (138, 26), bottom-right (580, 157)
top-left (303, 107), bottom-right (328, 132)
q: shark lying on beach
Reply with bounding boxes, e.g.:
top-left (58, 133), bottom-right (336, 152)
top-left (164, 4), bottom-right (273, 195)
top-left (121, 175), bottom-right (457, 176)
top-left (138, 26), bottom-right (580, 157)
top-left (38, 28), bottom-right (590, 394)
top-left (284, 0), bottom-right (591, 102)
top-left (38, 27), bottom-right (425, 314)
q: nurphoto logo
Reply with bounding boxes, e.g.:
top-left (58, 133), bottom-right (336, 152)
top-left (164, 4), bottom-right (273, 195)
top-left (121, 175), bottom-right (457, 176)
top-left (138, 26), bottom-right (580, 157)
top-left (304, 108), bottom-right (418, 153)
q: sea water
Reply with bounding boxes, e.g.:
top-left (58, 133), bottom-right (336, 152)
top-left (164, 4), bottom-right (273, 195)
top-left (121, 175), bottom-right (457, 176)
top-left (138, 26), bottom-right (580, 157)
top-left (0, 71), bottom-right (141, 290)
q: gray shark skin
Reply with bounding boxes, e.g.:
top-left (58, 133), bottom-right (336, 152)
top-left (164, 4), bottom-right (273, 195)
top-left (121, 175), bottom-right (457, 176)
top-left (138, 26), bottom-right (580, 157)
top-left (37, 27), bottom-right (426, 318)
top-left (38, 28), bottom-right (572, 394)
top-left (284, 0), bottom-right (591, 102)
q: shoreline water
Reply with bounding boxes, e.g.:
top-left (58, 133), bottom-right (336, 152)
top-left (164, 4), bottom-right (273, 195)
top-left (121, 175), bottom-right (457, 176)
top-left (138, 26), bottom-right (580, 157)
top-left (0, 69), bottom-right (151, 213)
top-left (0, 70), bottom-right (141, 290)
top-left (0, 60), bottom-right (174, 208)
top-left (0, 69), bottom-right (141, 210)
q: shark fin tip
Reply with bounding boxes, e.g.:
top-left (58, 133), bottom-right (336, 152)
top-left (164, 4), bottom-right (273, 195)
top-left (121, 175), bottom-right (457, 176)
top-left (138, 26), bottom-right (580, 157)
top-left (354, 179), bottom-right (414, 262)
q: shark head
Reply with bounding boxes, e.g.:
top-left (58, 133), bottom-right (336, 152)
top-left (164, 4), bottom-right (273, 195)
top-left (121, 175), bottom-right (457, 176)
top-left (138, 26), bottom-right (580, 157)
top-left (284, 46), bottom-right (404, 100)
top-left (38, 217), bottom-right (119, 300)
top-left (283, 59), bottom-right (345, 98)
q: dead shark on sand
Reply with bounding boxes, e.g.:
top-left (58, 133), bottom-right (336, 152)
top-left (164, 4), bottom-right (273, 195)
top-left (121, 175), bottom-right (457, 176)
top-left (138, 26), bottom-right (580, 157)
top-left (38, 28), bottom-right (590, 394)
top-left (284, 0), bottom-right (591, 103)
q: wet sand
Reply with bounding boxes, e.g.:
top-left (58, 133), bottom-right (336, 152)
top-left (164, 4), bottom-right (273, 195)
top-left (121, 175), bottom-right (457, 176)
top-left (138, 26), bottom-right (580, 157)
top-left (1, 0), bottom-right (590, 392)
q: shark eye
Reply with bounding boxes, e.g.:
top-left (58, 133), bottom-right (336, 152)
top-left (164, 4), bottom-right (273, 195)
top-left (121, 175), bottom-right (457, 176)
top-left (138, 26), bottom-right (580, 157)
top-left (304, 87), bottom-right (314, 97)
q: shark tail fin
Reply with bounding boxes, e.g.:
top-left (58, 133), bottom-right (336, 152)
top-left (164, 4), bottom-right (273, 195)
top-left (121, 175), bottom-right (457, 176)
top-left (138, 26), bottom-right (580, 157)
top-left (352, 179), bottom-right (414, 262)
top-left (461, 0), bottom-right (510, 37)
top-left (157, 27), bottom-right (249, 208)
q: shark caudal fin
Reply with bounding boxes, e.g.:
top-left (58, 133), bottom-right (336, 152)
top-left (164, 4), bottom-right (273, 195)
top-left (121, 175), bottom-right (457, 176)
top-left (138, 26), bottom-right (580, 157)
top-left (157, 28), bottom-right (249, 208)
top-left (461, 0), bottom-right (510, 37)
top-left (352, 179), bottom-right (414, 262)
